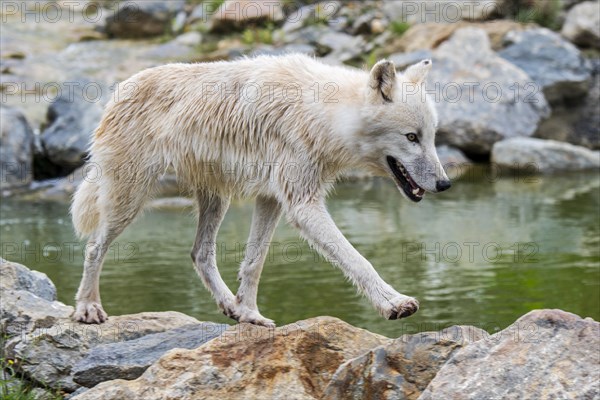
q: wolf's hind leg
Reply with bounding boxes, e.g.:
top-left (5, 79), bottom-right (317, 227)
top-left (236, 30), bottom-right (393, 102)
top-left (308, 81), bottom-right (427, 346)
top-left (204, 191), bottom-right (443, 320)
top-left (234, 196), bottom-right (282, 327)
top-left (286, 200), bottom-right (419, 320)
top-left (191, 192), bottom-right (237, 319)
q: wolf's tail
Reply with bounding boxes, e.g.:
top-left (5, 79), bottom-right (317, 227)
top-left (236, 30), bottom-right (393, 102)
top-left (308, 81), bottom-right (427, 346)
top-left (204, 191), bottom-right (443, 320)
top-left (71, 178), bottom-right (100, 239)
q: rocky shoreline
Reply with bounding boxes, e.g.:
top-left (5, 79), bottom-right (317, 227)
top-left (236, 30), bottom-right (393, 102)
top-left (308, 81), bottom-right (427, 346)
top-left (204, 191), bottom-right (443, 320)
top-left (2, 0), bottom-right (600, 199)
top-left (1, 258), bottom-right (598, 399)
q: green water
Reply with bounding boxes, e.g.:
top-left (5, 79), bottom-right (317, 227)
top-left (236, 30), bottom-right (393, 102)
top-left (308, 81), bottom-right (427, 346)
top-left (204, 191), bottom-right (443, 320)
top-left (1, 169), bottom-right (599, 338)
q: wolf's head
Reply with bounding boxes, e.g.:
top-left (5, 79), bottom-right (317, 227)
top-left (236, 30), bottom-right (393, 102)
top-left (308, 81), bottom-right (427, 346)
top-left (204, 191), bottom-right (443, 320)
top-left (355, 59), bottom-right (451, 202)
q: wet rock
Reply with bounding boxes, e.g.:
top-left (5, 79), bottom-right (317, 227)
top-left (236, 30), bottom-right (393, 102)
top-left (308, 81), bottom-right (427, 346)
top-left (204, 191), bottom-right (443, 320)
top-left (323, 325), bottom-right (487, 400)
top-left (105, 1), bottom-right (186, 39)
top-left (0, 106), bottom-right (34, 191)
top-left (210, 0), bottom-right (285, 33)
top-left (36, 80), bottom-right (105, 178)
top-left (383, 0), bottom-right (502, 24)
top-left (282, 2), bottom-right (342, 34)
top-left (72, 322), bottom-right (228, 388)
top-left (499, 28), bottom-right (592, 104)
top-left (491, 137), bottom-right (600, 173)
top-left (420, 310), bottom-right (600, 400)
top-left (74, 317), bottom-right (390, 400)
top-left (8, 311), bottom-right (202, 393)
top-left (561, 1), bottom-right (600, 49)
top-left (0, 258), bottom-right (56, 301)
top-left (428, 28), bottom-right (550, 155)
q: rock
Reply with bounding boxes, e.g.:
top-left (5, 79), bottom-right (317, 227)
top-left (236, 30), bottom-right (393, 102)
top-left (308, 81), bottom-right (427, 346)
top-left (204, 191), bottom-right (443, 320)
top-left (173, 31), bottom-right (202, 47)
top-left (282, 2), bottom-right (342, 34)
top-left (285, 25), bottom-right (365, 62)
top-left (36, 80), bottom-right (105, 178)
top-left (73, 317), bottom-right (390, 400)
top-left (72, 322), bottom-right (228, 388)
top-left (436, 145), bottom-right (472, 168)
top-left (420, 310), bottom-right (600, 399)
top-left (0, 258), bottom-right (56, 301)
top-left (389, 49), bottom-right (433, 70)
top-left (491, 137), bottom-right (600, 174)
top-left (0, 106), bottom-right (34, 192)
top-left (323, 325), bottom-right (488, 400)
top-left (250, 43), bottom-right (316, 57)
top-left (0, 289), bottom-right (74, 339)
top-left (428, 28), bottom-right (550, 155)
top-left (210, 0), bottom-right (285, 33)
top-left (498, 28), bottom-right (592, 104)
top-left (383, 0), bottom-right (502, 24)
top-left (9, 311), bottom-right (202, 392)
top-left (393, 20), bottom-right (529, 53)
top-left (105, 1), bottom-right (186, 39)
top-left (561, 1), bottom-right (600, 49)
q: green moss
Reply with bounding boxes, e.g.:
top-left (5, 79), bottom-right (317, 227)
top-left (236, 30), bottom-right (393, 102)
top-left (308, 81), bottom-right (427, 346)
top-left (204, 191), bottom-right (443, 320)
top-left (515, 0), bottom-right (562, 30)
top-left (390, 21), bottom-right (411, 36)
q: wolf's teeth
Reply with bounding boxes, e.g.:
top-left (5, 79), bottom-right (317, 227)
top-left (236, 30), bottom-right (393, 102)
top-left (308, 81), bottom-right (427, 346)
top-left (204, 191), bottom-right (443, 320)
top-left (412, 188), bottom-right (420, 195)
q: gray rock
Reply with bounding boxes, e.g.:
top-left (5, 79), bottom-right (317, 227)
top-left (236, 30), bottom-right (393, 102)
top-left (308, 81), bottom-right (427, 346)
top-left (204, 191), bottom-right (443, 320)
top-left (282, 2), bottom-right (341, 34)
top-left (498, 28), bottom-right (592, 104)
top-left (36, 80), bottom-right (105, 178)
top-left (209, 0), bottom-right (285, 33)
top-left (383, 0), bottom-right (501, 24)
top-left (420, 310), bottom-right (600, 400)
top-left (561, 1), bottom-right (600, 49)
top-left (72, 322), bottom-right (228, 388)
top-left (491, 137), bottom-right (600, 174)
top-left (428, 28), bottom-right (550, 155)
top-left (9, 311), bottom-right (202, 393)
top-left (0, 289), bottom-right (74, 339)
top-left (105, 1), bottom-right (186, 39)
top-left (436, 145), bottom-right (472, 168)
top-left (0, 258), bottom-right (56, 301)
top-left (389, 50), bottom-right (433, 70)
top-left (0, 106), bottom-right (34, 191)
top-left (250, 44), bottom-right (316, 57)
top-left (323, 325), bottom-right (487, 400)
top-left (284, 25), bottom-right (365, 62)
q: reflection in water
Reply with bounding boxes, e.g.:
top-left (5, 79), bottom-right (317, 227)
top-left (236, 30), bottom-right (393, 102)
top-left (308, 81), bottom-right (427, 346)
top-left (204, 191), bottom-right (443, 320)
top-left (1, 168), bottom-right (598, 337)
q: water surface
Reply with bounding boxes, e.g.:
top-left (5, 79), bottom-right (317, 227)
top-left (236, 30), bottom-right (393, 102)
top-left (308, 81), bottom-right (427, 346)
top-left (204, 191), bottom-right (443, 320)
top-left (2, 168), bottom-right (599, 337)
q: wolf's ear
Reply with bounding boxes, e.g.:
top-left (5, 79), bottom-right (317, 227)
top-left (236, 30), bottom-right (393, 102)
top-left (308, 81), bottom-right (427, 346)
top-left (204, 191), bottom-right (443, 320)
top-left (404, 59), bottom-right (432, 85)
top-left (368, 60), bottom-right (396, 103)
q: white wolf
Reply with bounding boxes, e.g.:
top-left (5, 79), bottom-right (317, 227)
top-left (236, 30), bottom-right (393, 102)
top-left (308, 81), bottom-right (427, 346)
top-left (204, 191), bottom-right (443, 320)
top-left (71, 54), bottom-right (451, 326)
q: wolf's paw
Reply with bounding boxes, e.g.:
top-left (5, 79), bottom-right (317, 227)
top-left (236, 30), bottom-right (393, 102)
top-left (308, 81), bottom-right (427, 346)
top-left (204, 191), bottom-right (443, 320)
top-left (222, 304), bottom-right (275, 328)
top-left (73, 302), bottom-right (108, 324)
top-left (384, 296), bottom-right (419, 320)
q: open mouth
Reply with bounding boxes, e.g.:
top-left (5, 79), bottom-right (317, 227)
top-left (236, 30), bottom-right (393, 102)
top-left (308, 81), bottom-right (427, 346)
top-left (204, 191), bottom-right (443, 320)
top-left (386, 156), bottom-right (425, 203)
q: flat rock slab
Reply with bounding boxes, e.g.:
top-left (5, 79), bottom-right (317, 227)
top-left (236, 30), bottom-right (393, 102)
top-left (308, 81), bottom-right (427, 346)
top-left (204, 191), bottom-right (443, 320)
top-left (73, 322), bottom-right (229, 388)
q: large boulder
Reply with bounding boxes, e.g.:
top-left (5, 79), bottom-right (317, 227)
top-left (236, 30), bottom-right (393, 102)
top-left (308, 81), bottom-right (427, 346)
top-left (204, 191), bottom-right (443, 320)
top-left (73, 317), bottom-right (390, 400)
top-left (420, 310), bottom-right (600, 399)
top-left (0, 107), bottom-right (34, 192)
top-left (36, 80), bottom-right (105, 178)
top-left (209, 0), bottom-right (285, 33)
top-left (498, 28), bottom-right (592, 104)
top-left (322, 325), bottom-right (488, 400)
top-left (491, 137), bottom-right (600, 174)
top-left (561, 1), bottom-right (600, 49)
top-left (427, 28), bottom-right (550, 155)
top-left (72, 322), bottom-right (229, 388)
top-left (105, 1), bottom-right (186, 39)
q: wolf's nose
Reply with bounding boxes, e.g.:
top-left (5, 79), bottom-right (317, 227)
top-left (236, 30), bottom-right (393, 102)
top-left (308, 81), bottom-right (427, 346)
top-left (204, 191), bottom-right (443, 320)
top-left (436, 180), bottom-right (452, 192)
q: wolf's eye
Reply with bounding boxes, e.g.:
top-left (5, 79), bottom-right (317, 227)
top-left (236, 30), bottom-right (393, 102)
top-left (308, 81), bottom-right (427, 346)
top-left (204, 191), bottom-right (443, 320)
top-left (406, 133), bottom-right (419, 143)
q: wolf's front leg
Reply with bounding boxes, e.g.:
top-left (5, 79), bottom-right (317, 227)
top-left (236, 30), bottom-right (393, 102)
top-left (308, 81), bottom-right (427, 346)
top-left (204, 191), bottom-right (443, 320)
top-left (234, 196), bottom-right (282, 328)
top-left (287, 201), bottom-right (419, 320)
